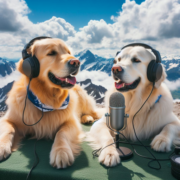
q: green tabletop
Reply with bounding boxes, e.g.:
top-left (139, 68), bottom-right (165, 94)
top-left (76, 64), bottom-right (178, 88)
top-left (0, 125), bottom-right (175, 180)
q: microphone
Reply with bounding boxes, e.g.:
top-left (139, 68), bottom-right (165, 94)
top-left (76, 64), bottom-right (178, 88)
top-left (109, 92), bottom-right (125, 131)
top-left (105, 92), bottom-right (133, 160)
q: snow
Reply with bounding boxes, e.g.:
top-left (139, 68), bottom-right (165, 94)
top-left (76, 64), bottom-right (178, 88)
top-left (162, 55), bottom-right (180, 61)
top-left (99, 91), bottom-right (105, 98)
top-left (0, 60), bottom-right (5, 64)
top-left (167, 63), bottom-right (179, 71)
top-left (81, 83), bottom-right (91, 89)
top-left (0, 95), bottom-right (6, 103)
top-left (0, 70), bottom-right (21, 88)
top-left (173, 99), bottom-right (180, 102)
top-left (89, 91), bottom-right (94, 96)
top-left (85, 62), bottom-right (96, 70)
top-left (99, 64), bottom-right (106, 71)
top-left (80, 59), bottom-right (86, 66)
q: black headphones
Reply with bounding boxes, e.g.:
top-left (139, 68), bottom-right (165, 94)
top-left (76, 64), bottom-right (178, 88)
top-left (116, 43), bottom-right (163, 83)
top-left (22, 36), bottom-right (52, 79)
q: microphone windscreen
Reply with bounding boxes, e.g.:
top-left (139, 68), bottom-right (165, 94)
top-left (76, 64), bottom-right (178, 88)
top-left (109, 92), bottom-right (125, 107)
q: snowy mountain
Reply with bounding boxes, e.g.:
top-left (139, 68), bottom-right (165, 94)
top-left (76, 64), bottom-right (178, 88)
top-left (77, 79), bottom-right (107, 104)
top-left (75, 50), bottom-right (180, 81)
top-left (75, 50), bottom-right (113, 75)
top-left (162, 58), bottom-right (180, 81)
top-left (0, 58), bottom-right (16, 77)
top-left (0, 82), bottom-right (14, 111)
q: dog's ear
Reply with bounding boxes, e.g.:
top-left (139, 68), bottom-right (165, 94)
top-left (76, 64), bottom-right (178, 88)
top-left (155, 65), bottom-right (167, 88)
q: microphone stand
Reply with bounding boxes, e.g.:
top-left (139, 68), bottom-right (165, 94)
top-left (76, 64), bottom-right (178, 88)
top-left (105, 113), bottom-right (133, 160)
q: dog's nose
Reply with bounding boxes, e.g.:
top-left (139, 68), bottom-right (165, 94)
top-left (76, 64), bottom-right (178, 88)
top-left (112, 65), bottom-right (122, 74)
top-left (69, 59), bottom-right (80, 67)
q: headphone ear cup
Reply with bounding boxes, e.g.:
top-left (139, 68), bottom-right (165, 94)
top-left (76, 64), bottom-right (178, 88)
top-left (31, 55), bottom-right (40, 78)
top-left (147, 60), bottom-right (163, 83)
top-left (22, 55), bottom-right (40, 78)
top-left (154, 63), bottom-right (163, 82)
top-left (147, 60), bottom-right (157, 82)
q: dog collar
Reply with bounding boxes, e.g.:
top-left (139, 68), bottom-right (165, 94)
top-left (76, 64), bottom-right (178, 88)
top-left (27, 87), bottom-right (70, 112)
top-left (150, 94), bottom-right (162, 109)
top-left (155, 94), bottom-right (162, 104)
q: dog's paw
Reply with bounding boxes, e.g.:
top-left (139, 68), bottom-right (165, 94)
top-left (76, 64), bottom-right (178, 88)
top-left (50, 147), bottom-right (74, 169)
top-left (0, 138), bottom-right (12, 161)
top-left (151, 134), bottom-right (171, 152)
top-left (99, 146), bottom-right (120, 167)
top-left (81, 115), bottom-right (94, 124)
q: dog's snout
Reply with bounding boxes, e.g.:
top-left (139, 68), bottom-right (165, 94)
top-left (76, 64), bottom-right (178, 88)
top-left (112, 65), bottom-right (122, 74)
top-left (69, 59), bottom-right (80, 67)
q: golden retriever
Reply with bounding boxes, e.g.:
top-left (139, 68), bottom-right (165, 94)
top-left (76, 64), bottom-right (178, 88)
top-left (0, 38), bottom-right (100, 168)
top-left (87, 45), bottom-right (180, 167)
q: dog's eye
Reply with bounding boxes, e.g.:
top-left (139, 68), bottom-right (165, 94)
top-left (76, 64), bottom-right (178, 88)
top-left (47, 50), bottom-right (57, 56)
top-left (132, 57), bottom-right (141, 63)
top-left (113, 59), bottom-right (117, 64)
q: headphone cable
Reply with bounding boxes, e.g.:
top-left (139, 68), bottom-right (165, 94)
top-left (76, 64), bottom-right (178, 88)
top-left (92, 82), bottom-right (173, 170)
top-left (22, 78), bottom-right (44, 180)
top-left (22, 78), bottom-right (44, 126)
top-left (131, 82), bottom-right (163, 170)
top-left (26, 140), bottom-right (39, 180)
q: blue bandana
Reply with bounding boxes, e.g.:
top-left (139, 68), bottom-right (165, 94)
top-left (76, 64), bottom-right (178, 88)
top-left (27, 87), bottom-right (70, 112)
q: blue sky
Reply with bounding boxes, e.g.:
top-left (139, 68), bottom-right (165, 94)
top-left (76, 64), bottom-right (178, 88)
top-left (26, 0), bottom-right (144, 31)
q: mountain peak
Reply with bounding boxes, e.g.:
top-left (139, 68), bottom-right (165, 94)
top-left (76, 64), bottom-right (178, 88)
top-left (75, 49), bottom-right (94, 58)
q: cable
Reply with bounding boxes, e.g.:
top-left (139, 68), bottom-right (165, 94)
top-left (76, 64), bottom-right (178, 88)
top-left (22, 78), bottom-right (44, 180)
top-left (22, 78), bottom-right (44, 126)
top-left (92, 82), bottom-right (173, 169)
top-left (131, 82), bottom-right (163, 170)
top-left (26, 140), bottom-right (39, 180)
top-left (92, 136), bottom-right (171, 161)
top-left (119, 132), bottom-right (170, 162)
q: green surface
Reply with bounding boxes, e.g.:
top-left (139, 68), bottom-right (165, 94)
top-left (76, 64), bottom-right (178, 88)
top-left (0, 125), bottom-right (176, 180)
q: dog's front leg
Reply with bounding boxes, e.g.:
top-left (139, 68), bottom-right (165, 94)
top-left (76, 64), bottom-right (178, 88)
top-left (0, 117), bottom-right (16, 160)
top-left (88, 117), bottom-right (120, 167)
top-left (50, 119), bottom-right (81, 169)
top-left (151, 114), bottom-right (180, 152)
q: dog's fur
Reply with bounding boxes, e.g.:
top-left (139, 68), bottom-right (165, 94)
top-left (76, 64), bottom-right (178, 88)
top-left (87, 46), bottom-right (180, 167)
top-left (0, 38), bottom-right (100, 168)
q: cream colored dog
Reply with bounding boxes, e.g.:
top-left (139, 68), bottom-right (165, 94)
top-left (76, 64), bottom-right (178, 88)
top-left (87, 46), bottom-right (180, 167)
top-left (0, 38), bottom-right (100, 168)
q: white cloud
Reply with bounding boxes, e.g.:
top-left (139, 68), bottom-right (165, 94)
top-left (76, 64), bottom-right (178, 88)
top-left (0, 0), bottom-right (76, 59)
top-left (0, 0), bottom-right (180, 59)
top-left (0, 70), bottom-right (21, 88)
top-left (67, 0), bottom-right (180, 57)
top-left (164, 78), bottom-right (180, 91)
top-left (76, 70), bottom-right (113, 89)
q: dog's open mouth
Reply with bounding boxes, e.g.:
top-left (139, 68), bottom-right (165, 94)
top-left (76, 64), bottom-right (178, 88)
top-left (48, 72), bottom-right (76, 88)
top-left (115, 77), bottom-right (141, 92)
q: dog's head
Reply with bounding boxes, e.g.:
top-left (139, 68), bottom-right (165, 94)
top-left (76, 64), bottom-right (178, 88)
top-left (17, 38), bottom-right (80, 89)
top-left (112, 46), bottom-right (166, 92)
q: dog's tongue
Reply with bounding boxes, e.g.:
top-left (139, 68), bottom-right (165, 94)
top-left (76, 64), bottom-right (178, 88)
top-left (67, 76), bottom-right (76, 85)
top-left (55, 76), bottom-right (76, 85)
top-left (115, 81), bottom-right (134, 89)
top-left (115, 82), bottom-right (124, 89)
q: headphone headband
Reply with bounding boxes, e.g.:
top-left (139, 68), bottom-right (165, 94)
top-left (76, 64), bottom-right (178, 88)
top-left (22, 36), bottom-right (52, 60)
top-left (119, 43), bottom-right (161, 63)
